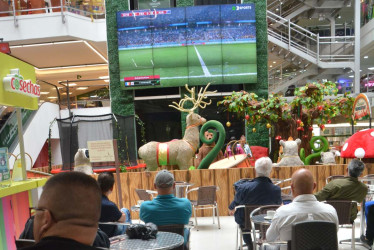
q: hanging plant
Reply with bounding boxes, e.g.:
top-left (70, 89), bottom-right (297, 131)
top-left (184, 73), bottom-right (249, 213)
top-left (135, 115), bottom-right (146, 145)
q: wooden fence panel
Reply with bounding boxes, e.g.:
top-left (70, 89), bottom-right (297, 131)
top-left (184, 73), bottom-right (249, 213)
top-left (199, 169), bottom-right (215, 217)
top-left (215, 169), bottom-right (229, 216)
top-left (228, 169), bottom-right (241, 208)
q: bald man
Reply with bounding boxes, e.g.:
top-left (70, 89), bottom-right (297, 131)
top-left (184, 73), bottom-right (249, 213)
top-left (21, 172), bottom-right (102, 250)
top-left (266, 169), bottom-right (338, 246)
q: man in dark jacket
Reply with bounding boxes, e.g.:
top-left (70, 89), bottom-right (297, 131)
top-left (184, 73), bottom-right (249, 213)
top-left (228, 157), bottom-right (282, 250)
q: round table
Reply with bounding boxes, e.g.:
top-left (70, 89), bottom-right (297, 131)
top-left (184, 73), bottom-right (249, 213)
top-left (110, 231), bottom-right (184, 250)
top-left (174, 182), bottom-right (194, 198)
top-left (251, 214), bottom-right (272, 225)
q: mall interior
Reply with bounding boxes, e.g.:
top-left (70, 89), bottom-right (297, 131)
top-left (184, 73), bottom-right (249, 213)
top-left (1, 0), bottom-right (374, 249)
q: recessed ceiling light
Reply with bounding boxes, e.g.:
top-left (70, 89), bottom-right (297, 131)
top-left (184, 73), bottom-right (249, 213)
top-left (40, 92), bottom-right (49, 95)
top-left (104, 80), bottom-right (110, 82)
top-left (61, 92), bottom-right (73, 95)
top-left (99, 76), bottom-right (109, 79)
top-left (270, 65), bottom-right (273, 68)
top-left (90, 95), bottom-right (98, 98)
top-left (364, 56), bottom-right (369, 59)
top-left (77, 87), bottom-right (88, 90)
top-left (48, 96), bottom-right (57, 99)
top-left (68, 83), bottom-right (77, 86)
top-left (349, 75), bottom-right (354, 78)
top-left (273, 61), bottom-right (276, 64)
top-left (368, 67), bottom-right (374, 70)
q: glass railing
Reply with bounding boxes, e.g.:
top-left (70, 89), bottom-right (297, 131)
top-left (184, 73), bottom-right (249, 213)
top-left (0, 0), bottom-right (105, 19)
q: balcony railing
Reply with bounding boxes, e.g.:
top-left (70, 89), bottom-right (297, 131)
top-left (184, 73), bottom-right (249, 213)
top-left (0, 0), bottom-right (105, 26)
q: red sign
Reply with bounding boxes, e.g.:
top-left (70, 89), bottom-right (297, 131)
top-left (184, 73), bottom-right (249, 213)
top-left (124, 75), bottom-right (160, 81)
top-left (0, 43), bottom-right (10, 54)
top-left (3, 69), bottom-right (40, 98)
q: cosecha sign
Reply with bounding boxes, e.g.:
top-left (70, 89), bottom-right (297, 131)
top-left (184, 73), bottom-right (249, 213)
top-left (3, 68), bottom-right (40, 98)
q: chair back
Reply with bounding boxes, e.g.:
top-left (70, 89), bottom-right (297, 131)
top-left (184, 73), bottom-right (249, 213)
top-left (15, 239), bottom-right (35, 248)
top-left (157, 224), bottom-right (186, 250)
top-left (291, 221), bottom-right (338, 250)
top-left (250, 205), bottom-right (281, 240)
top-left (243, 205), bottom-right (263, 230)
top-left (197, 186), bottom-right (217, 206)
top-left (326, 175), bottom-right (345, 184)
top-left (135, 189), bottom-right (152, 201)
top-left (325, 200), bottom-right (353, 225)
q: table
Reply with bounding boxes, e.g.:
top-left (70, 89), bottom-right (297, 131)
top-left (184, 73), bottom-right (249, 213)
top-left (174, 182), bottom-right (194, 198)
top-left (110, 231), bottom-right (184, 250)
top-left (251, 214), bottom-right (272, 226)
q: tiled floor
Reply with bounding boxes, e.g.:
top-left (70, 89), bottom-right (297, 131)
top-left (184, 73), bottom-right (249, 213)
top-left (189, 215), bottom-right (372, 250)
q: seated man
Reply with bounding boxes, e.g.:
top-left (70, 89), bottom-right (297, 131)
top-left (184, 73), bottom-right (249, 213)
top-left (98, 172), bottom-right (131, 238)
top-left (140, 170), bottom-right (192, 243)
top-left (314, 159), bottom-right (367, 223)
top-left (21, 172), bottom-right (102, 249)
top-left (228, 157), bottom-right (282, 250)
top-left (266, 169), bottom-right (339, 248)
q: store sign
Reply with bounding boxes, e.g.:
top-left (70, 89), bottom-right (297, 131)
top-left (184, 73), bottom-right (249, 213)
top-left (352, 93), bottom-right (371, 121)
top-left (0, 147), bottom-right (10, 183)
top-left (3, 68), bottom-right (40, 98)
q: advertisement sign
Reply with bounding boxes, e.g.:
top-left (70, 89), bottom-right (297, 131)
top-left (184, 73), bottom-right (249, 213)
top-left (0, 148), bottom-right (10, 183)
top-left (3, 69), bottom-right (41, 98)
top-left (138, 0), bottom-right (171, 9)
top-left (352, 93), bottom-right (371, 121)
top-left (87, 140), bottom-right (115, 162)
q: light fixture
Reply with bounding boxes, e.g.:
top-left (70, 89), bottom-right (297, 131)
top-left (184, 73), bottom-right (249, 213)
top-left (61, 92), bottom-right (73, 95)
top-left (369, 67), bottom-right (374, 70)
top-left (40, 92), bottom-right (50, 95)
top-left (77, 87), bottom-right (88, 90)
top-left (48, 96), bottom-right (57, 99)
top-left (273, 61), bottom-right (276, 64)
top-left (270, 65), bottom-right (273, 68)
top-left (10, 40), bottom-right (83, 48)
top-left (90, 95), bottom-right (98, 98)
top-left (364, 56), bottom-right (369, 59)
top-left (104, 80), bottom-right (110, 82)
top-left (68, 83), bottom-right (77, 86)
top-left (349, 75), bottom-right (354, 78)
top-left (99, 76), bottom-right (109, 79)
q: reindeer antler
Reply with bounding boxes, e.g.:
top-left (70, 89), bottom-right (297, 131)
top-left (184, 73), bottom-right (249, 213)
top-left (169, 84), bottom-right (217, 113)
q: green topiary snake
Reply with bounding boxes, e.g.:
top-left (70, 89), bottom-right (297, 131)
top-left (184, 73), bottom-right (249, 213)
top-left (300, 136), bottom-right (329, 165)
top-left (197, 120), bottom-right (226, 169)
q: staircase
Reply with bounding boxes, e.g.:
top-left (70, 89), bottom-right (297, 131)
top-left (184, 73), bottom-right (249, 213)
top-left (267, 10), bottom-right (357, 93)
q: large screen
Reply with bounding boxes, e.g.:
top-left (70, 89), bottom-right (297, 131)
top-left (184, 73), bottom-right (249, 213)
top-left (117, 4), bottom-right (257, 89)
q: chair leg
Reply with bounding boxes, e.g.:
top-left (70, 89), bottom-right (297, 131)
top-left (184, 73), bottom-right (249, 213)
top-left (236, 224), bottom-right (239, 250)
top-left (212, 206), bottom-right (215, 224)
top-left (193, 206), bottom-right (198, 231)
top-left (352, 221), bottom-right (355, 250)
top-left (239, 228), bottom-right (243, 250)
top-left (215, 205), bottom-right (221, 229)
top-left (252, 228), bottom-right (257, 250)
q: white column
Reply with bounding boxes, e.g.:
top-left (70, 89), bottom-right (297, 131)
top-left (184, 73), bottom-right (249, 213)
top-left (16, 108), bottom-right (27, 181)
top-left (354, 0), bottom-right (361, 94)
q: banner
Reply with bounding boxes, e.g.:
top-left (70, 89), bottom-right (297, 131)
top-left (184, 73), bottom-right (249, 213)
top-left (352, 93), bottom-right (371, 121)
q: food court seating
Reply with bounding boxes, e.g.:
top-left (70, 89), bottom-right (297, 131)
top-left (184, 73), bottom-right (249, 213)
top-left (157, 224), bottom-right (188, 250)
top-left (326, 175), bottom-right (345, 184)
top-left (325, 200), bottom-right (357, 249)
top-left (250, 205), bottom-right (281, 250)
top-left (187, 186), bottom-right (220, 231)
top-left (135, 189), bottom-right (157, 201)
top-left (290, 221), bottom-right (338, 250)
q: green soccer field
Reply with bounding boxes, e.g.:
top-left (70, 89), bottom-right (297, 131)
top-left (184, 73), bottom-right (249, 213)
top-left (119, 43), bottom-right (257, 88)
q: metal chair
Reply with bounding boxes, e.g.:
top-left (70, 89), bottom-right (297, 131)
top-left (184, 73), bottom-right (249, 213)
top-left (157, 224), bottom-right (188, 250)
top-left (234, 204), bottom-right (263, 250)
top-left (187, 186), bottom-right (220, 231)
top-left (135, 189), bottom-right (157, 201)
top-left (250, 205), bottom-right (281, 250)
top-left (290, 221), bottom-right (338, 250)
top-left (325, 200), bottom-right (356, 249)
top-left (325, 175), bottom-right (345, 184)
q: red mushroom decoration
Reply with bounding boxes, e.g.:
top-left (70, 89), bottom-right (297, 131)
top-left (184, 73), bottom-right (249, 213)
top-left (341, 129), bottom-right (374, 159)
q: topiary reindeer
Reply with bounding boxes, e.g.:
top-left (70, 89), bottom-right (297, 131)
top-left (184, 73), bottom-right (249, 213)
top-left (138, 84), bottom-right (216, 171)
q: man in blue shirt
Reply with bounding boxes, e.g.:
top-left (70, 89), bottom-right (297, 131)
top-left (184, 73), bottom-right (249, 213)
top-left (140, 170), bottom-right (192, 243)
top-left (228, 157), bottom-right (282, 250)
top-left (98, 172), bottom-right (132, 238)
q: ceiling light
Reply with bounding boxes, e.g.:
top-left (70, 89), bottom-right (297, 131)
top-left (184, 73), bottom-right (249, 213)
top-left (68, 83), bottom-right (77, 86)
top-left (77, 87), bottom-right (88, 90)
top-left (349, 75), bottom-right (354, 78)
top-left (270, 65), bottom-right (273, 68)
top-left (104, 80), bottom-right (110, 82)
top-left (61, 92), bottom-right (73, 95)
top-left (40, 92), bottom-right (49, 95)
top-left (368, 67), bottom-right (374, 70)
top-left (273, 61), bottom-right (276, 64)
top-left (364, 56), bottom-right (369, 59)
top-left (99, 76), bottom-right (109, 79)
top-left (48, 96), bottom-right (57, 99)
top-left (35, 63), bottom-right (107, 71)
top-left (276, 8), bottom-right (279, 11)
top-left (90, 95), bottom-right (98, 98)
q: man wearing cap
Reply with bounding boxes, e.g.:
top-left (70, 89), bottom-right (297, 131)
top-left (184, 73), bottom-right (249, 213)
top-left (140, 170), bottom-right (192, 243)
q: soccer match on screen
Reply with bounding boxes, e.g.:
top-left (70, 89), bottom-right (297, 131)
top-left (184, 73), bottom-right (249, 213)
top-left (117, 4), bottom-right (257, 89)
